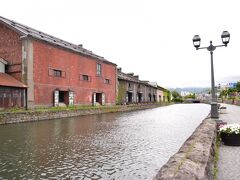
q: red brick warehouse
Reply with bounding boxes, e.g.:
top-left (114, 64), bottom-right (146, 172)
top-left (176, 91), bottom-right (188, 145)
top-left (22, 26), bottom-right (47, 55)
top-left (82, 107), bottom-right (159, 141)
top-left (0, 16), bottom-right (117, 108)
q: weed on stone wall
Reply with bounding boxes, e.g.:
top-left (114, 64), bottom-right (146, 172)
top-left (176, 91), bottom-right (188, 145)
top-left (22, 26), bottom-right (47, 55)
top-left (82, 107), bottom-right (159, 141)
top-left (213, 134), bottom-right (221, 180)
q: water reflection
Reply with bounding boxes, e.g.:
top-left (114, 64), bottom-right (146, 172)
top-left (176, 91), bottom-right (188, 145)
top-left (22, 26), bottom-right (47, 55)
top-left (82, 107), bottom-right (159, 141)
top-left (0, 104), bottom-right (210, 179)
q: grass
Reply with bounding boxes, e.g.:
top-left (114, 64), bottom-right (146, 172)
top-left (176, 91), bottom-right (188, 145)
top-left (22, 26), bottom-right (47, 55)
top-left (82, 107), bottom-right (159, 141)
top-left (175, 142), bottom-right (195, 175)
top-left (0, 102), bottom-right (169, 115)
top-left (225, 97), bottom-right (240, 101)
top-left (173, 133), bottom-right (220, 178)
top-left (213, 134), bottom-right (221, 180)
top-left (0, 105), bottom-right (119, 114)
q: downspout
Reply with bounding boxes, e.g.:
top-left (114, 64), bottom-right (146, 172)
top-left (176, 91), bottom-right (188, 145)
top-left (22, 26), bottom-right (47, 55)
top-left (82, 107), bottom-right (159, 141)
top-left (25, 88), bottom-right (28, 110)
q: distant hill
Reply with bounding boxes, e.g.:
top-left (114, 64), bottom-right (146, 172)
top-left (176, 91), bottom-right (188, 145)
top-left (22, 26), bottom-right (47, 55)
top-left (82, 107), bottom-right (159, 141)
top-left (216, 76), bottom-right (240, 85)
top-left (168, 76), bottom-right (240, 94)
top-left (169, 87), bottom-right (209, 94)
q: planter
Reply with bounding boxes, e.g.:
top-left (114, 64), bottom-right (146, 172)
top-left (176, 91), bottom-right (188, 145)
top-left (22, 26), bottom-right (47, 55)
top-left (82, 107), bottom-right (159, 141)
top-left (221, 133), bottom-right (240, 146)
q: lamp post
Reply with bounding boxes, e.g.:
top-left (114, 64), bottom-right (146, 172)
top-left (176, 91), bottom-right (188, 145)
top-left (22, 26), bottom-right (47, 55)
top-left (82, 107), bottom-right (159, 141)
top-left (192, 31), bottom-right (230, 118)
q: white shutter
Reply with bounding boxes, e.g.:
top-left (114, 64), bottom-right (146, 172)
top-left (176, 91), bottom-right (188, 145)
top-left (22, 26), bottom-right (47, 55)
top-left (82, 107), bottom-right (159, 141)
top-left (54, 90), bottom-right (59, 106)
top-left (69, 91), bottom-right (74, 106)
top-left (92, 93), bottom-right (96, 106)
top-left (102, 93), bottom-right (105, 105)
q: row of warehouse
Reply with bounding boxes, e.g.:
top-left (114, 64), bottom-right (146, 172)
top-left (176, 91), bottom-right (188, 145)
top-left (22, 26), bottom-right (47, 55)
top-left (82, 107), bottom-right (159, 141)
top-left (0, 16), bottom-right (170, 109)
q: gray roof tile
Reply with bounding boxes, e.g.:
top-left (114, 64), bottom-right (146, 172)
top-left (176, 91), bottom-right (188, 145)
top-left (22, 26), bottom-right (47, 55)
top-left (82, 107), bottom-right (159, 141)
top-left (118, 71), bottom-right (156, 87)
top-left (0, 16), bottom-right (116, 65)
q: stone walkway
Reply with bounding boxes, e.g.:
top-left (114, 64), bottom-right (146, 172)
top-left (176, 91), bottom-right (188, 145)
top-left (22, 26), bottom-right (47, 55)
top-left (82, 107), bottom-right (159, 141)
top-left (218, 104), bottom-right (240, 180)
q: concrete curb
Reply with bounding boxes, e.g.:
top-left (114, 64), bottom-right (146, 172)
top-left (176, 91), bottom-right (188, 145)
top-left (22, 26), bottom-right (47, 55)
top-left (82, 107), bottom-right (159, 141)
top-left (154, 118), bottom-right (217, 180)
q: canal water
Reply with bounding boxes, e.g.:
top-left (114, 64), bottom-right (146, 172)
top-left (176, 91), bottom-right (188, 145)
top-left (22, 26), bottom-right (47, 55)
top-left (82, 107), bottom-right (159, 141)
top-left (0, 104), bottom-right (210, 179)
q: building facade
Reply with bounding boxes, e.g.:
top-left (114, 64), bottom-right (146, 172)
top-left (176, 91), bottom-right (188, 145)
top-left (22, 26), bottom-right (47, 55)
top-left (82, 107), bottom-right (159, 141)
top-left (149, 82), bottom-right (165, 103)
top-left (0, 16), bottom-right (117, 108)
top-left (163, 88), bottom-right (171, 102)
top-left (158, 86), bottom-right (171, 103)
top-left (0, 58), bottom-right (27, 109)
top-left (117, 69), bottom-right (157, 104)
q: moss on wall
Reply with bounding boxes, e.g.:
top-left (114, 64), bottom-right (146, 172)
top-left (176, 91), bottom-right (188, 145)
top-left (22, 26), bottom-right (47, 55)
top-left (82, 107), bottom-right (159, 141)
top-left (163, 91), bottom-right (169, 102)
top-left (117, 81), bottom-right (126, 104)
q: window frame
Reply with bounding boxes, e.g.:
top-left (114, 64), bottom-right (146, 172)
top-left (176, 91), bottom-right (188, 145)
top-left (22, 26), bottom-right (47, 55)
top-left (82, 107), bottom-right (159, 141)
top-left (104, 78), bottom-right (111, 85)
top-left (48, 68), bottom-right (65, 78)
top-left (96, 63), bottom-right (102, 76)
top-left (53, 69), bottom-right (62, 77)
top-left (79, 74), bottom-right (91, 82)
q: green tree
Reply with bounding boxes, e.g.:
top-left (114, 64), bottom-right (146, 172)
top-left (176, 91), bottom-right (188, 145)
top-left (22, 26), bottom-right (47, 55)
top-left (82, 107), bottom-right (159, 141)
top-left (171, 90), bottom-right (181, 99)
top-left (171, 90), bottom-right (183, 103)
top-left (184, 93), bottom-right (196, 99)
top-left (220, 89), bottom-right (228, 98)
top-left (236, 81), bottom-right (240, 92)
top-left (227, 87), bottom-right (237, 96)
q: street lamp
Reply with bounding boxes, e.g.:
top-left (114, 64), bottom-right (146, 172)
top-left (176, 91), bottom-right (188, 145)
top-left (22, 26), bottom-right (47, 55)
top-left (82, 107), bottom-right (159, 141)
top-left (192, 31), bottom-right (230, 118)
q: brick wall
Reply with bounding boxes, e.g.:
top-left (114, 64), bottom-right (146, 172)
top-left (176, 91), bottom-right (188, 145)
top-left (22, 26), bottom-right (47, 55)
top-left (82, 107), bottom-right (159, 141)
top-left (33, 40), bottom-right (116, 106)
top-left (0, 23), bottom-right (22, 80)
top-left (0, 22), bottom-right (117, 107)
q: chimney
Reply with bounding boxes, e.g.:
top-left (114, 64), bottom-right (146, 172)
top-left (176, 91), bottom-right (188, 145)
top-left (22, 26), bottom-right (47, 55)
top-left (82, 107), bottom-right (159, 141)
top-left (134, 75), bottom-right (139, 79)
top-left (78, 44), bottom-right (83, 48)
top-left (117, 68), bottom-right (122, 72)
top-left (127, 73), bottom-right (134, 76)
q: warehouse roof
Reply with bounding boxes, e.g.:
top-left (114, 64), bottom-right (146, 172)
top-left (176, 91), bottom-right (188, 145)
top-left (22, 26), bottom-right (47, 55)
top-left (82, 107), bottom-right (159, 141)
top-left (0, 58), bottom-right (8, 65)
top-left (0, 16), bottom-right (116, 65)
top-left (118, 71), bottom-right (142, 83)
top-left (0, 73), bottom-right (27, 88)
top-left (118, 71), bottom-right (157, 88)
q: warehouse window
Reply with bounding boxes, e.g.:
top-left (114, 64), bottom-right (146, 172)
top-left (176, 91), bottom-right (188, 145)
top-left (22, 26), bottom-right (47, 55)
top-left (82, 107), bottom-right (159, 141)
top-left (83, 75), bottom-right (89, 81)
top-left (104, 79), bottom-right (111, 84)
top-left (97, 63), bottom-right (102, 76)
top-left (48, 68), bottom-right (66, 78)
top-left (80, 74), bottom-right (91, 82)
top-left (53, 69), bottom-right (62, 77)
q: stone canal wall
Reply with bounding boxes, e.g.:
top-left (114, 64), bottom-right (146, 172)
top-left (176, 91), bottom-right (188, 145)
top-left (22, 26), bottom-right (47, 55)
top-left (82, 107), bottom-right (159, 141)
top-left (0, 104), bottom-right (163, 125)
top-left (154, 118), bottom-right (217, 180)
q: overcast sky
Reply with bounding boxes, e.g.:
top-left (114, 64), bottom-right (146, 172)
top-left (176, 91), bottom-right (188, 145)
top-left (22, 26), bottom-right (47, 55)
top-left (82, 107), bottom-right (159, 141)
top-left (1, 0), bottom-right (240, 88)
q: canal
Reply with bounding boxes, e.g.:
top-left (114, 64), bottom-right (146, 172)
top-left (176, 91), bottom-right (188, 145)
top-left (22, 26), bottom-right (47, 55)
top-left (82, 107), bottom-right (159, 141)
top-left (0, 104), bottom-right (210, 179)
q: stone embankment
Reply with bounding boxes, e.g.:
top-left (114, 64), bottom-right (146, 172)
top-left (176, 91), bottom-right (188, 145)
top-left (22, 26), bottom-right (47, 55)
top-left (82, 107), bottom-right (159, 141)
top-left (222, 99), bottom-right (240, 106)
top-left (154, 118), bottom-right (217, 180)
top-left (0, 104), bottom-right (164, 125)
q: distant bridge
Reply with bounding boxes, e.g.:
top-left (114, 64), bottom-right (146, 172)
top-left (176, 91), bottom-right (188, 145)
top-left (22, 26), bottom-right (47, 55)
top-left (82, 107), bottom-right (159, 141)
top-left (184, 98), bottom-right (201, 103)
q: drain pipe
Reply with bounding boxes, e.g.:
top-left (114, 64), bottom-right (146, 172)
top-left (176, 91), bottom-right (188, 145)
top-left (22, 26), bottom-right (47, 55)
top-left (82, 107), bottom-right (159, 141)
top-left (25, 88), bottom-right (28, 110)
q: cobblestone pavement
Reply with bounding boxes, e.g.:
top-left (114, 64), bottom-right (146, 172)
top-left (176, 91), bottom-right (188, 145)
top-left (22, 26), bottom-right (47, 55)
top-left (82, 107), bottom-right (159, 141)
top-left (218, 104), bottom-right (240, 180)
